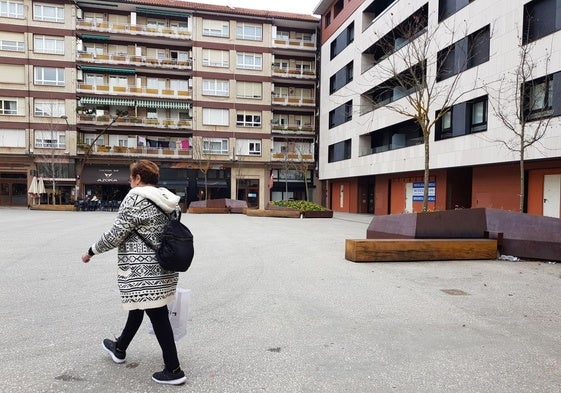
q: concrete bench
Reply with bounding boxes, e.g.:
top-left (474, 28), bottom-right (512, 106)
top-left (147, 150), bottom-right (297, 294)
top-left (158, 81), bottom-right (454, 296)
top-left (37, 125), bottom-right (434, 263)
top-left (345, 238), bottom-right (498, 262)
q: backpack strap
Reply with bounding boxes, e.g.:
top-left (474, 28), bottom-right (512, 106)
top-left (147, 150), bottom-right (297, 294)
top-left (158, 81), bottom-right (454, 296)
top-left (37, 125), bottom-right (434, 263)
top-left (133, 198), bottom-right (178, 250)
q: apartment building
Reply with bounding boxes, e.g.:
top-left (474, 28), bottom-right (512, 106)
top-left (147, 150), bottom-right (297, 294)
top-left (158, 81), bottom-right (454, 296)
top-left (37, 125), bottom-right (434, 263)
top-left (0, 0), bottom-right (319, 208)
top-left (314, 0), bottom-right (561, 217)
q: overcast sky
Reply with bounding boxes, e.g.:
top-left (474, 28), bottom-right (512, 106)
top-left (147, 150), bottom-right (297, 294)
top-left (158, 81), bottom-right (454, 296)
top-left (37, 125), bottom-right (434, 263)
top-left (188, 0), bottom-right (320, 15)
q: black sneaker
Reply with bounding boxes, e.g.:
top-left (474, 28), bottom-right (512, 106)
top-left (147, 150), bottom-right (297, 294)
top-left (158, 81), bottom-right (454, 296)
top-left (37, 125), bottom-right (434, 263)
top-left (152, 367), bottom-right (187, 385)
top-left (102, 338), bottom-right (126, 364)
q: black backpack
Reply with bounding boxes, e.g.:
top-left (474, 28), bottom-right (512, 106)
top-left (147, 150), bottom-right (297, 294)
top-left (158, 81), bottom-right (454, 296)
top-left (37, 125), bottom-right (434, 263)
top-left (134, 199), bottom-right (194, 272)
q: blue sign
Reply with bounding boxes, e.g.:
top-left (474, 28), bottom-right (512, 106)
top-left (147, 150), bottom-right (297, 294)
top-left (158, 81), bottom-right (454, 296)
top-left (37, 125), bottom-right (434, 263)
top-left (412, 181), bottom-right (436, 202)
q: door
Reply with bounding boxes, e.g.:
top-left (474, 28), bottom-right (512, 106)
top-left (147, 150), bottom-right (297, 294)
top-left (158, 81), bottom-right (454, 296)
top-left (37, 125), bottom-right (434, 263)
top-left (405, 182), bottom-right (413, 213)
top-left (543, 174), bottom-right (561, 218)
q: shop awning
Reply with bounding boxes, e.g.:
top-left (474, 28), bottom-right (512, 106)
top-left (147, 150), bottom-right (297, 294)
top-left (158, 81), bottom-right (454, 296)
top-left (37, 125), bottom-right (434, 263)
top-left (80, 66), bottom-right (136, 75)
top-left (80, 97), bottom-right (135, 106)
top-left (136, 100), bottom-right (190, 110)
top-left (136, 7), bottom-right (190, 18)
top-left (80, 34), bottom-right (110, 41)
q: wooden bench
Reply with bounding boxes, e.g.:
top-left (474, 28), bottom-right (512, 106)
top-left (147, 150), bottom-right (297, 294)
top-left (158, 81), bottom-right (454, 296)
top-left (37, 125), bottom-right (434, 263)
top-left (345, 238), bottom-right (498, 262)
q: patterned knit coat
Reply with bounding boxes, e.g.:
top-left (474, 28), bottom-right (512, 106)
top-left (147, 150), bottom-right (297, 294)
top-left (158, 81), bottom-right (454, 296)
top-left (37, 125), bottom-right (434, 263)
top-left (90, 186), bottom-right (181, 310)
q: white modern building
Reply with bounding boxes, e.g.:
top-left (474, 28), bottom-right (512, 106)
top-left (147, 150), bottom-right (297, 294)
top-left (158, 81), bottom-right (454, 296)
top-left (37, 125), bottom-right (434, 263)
top-left (314, 0), bottom-right (561, 217)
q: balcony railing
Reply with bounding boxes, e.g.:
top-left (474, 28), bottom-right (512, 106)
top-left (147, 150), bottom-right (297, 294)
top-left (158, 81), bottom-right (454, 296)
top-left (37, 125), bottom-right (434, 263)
top-left (78, 115), bottom-right (192, 129)
top-left (77, 52), bottom-right (192, 69)
top-left (271, 152), bottom-right (314, 162)
top-left (272, 37), bottom-right (316, 50)
top-left (76, 20), bottom-right (191, 40)
top-left (77, 144), bottom-right (193, 158)
top-left (272, 67), bottom-right (316, 79)
top-left (77, 84), bottom-right (192, 99)
top-left (271, 124), bottom-right (315, 134)
top-left (272, 95), bottom-right (315, 107)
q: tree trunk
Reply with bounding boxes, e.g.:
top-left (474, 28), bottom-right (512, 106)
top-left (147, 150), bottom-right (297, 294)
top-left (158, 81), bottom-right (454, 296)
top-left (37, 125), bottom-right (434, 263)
top-left (423, 128), bottom-right (430, 212)
top-left (519, 144), bottom-right (525, 213)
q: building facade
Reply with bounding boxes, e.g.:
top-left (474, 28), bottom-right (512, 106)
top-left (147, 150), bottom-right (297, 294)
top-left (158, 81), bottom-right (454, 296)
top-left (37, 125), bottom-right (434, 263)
top-left (0, 0), bottom-right (319, 208)
top-left (314, 0), bottom-right (561, 217)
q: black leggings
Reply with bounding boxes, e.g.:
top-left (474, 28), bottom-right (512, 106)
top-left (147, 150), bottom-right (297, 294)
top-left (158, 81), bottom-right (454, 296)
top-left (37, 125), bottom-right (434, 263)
top-left (116, 305), bottom-right (180, 371)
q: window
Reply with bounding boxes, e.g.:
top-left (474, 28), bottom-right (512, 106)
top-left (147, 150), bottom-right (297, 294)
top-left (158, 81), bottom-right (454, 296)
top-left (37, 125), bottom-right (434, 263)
top-left (147, 78), bottom-right (165, 90)
top-left (236, 111), bottom-right (261, 127)
top-left (524, 75), bottom-right (554, 120)
top-left (329, 61), bottom-right (353, 94)
top-left (435, 95), bottom-right (488, 141)
top-left (202, 19), bottom-right (229, 38)
top-left (435, 108), bottom-right (453, 139)
top-left (523, 0), bottom-right (559, 43)
top-left (34, 130), bottom-right (65, 149)
top-left (202, 108), bottom-right (229, 126)
top-left (248, 141), bottom-right (261, 155)
top-left (236, 23), bottom-right (262, 41)
top-left (469, 97), bottom-right (488, 132)
top-left (236, 52), bottom-right (262, 70)
top-left (203, 138), bottom-right (229, 154)
top-left (33, 3), bottom-right (64, 23)
top-left (202, 49), bottom-right (229, 68)
top-left (439, 0), bottom-right (474, 22)
top-left (330, 22), bottom-right (354, 60)
top-left (0, 0), bottom-right (24, 18)
top-left (34, 67), bottom-right (64, 86)
top-left (333, 0), bottom-right (344, 17)
top-left (325, 11), bottom-right (331, 27)
top-left (437, 25), bottom-right (490, 81)
top-left (0, 99), bottom-right (17, 115)
top-left (202, 79), bottom-right (229, 96)
top-left (236, 81), bottom-right (262, 99)
top-left (0, 39), bottom-right (24, 51)
top-left (85, 74), bottom-right (104, 86)
top-left (329, 100), bottom-right (353, 129)
top-left (328, 139), bottom-right (352, 162)
top-left (276, 30), bottom-right (289, 40)
top-left (0, 129), bottom-right (25, 147)
top-left (34, 99), bottom-right (65, 117)
top-left (170, 79), bottom-right (189, 92)
top-left (34, 35), bottom-right (64, 54)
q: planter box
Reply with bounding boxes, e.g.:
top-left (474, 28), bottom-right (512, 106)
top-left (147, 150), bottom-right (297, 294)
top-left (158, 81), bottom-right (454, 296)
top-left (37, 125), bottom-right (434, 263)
top-left (302, 210), bottom-right (333, 218)
top-left (366, 207), bottom-right (561, 261)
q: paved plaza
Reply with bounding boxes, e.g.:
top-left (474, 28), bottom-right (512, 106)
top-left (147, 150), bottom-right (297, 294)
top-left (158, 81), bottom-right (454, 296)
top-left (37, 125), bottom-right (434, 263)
top-left (1, 207), bottom-right (561, 393)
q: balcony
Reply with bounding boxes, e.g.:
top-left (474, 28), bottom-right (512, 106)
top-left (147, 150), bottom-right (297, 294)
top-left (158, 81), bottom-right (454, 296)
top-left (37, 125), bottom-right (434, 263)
top-left (272, 95), bottom-right (315, 107)
top-left (78, 115), bottom-right (192, 129)
top-left (77, 52), bottom-right (192, 70)
top-left (271, 124), bottom-right (315, 135)
top-left (271, 152), bottom-right (314, 162)
top-left (77, 83), bottom-right (192, 100)
top-left (272, 67), bottom-right (316, 79)
top-left (76, 20), bottom-right (191, 40)
top-left (77, 144), bottom-right (193, 158)
top-left (273, 37), bottom-right (316, 51)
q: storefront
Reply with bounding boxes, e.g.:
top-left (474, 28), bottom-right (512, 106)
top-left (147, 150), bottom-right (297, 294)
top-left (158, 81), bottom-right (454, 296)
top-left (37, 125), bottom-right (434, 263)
top-left (80, 165), bottom-right (130, 202)
top-left (0, 172), bottom-right (27, 206)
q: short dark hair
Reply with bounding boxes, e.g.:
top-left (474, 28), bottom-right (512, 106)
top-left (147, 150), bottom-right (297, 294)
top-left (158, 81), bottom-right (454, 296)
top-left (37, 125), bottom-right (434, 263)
top-left (130, 160), bottom-right (159, 185)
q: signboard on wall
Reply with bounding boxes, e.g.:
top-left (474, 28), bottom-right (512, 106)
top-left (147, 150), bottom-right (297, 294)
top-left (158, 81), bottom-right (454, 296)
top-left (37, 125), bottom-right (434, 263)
top-left (81, 166), bottom-right (129, 185)
top-left (412, 181), bottom-right (436, 202)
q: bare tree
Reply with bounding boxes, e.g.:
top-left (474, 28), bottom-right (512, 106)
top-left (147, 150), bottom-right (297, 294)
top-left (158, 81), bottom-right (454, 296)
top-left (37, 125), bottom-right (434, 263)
top-left (285, 138), bottom-right (314, 201)
top-left (35, 103), bottom-right (67, 204)
top-left (76, 113), bottom-right (123, 199)
top-left (191, 137), bottom-right (212, 201)
top-left (355, 7), bottom-right (484, 211)
top-left (485, 32), bottom-right (554, 212)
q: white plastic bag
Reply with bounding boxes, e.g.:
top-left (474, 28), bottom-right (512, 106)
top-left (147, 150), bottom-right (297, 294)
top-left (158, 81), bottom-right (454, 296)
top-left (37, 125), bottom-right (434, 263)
top-left (148, 287), bottom-right (191, 341)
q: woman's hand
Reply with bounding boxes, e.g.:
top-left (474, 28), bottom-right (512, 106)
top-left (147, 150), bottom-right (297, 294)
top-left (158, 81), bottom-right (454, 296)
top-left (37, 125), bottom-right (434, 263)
top-left (82, 253), bottom-right (91, 263)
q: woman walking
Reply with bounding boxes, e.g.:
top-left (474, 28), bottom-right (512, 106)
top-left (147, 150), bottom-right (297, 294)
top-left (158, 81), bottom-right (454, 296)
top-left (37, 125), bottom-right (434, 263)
top-left (81, 159), bottom-right (186, 385)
